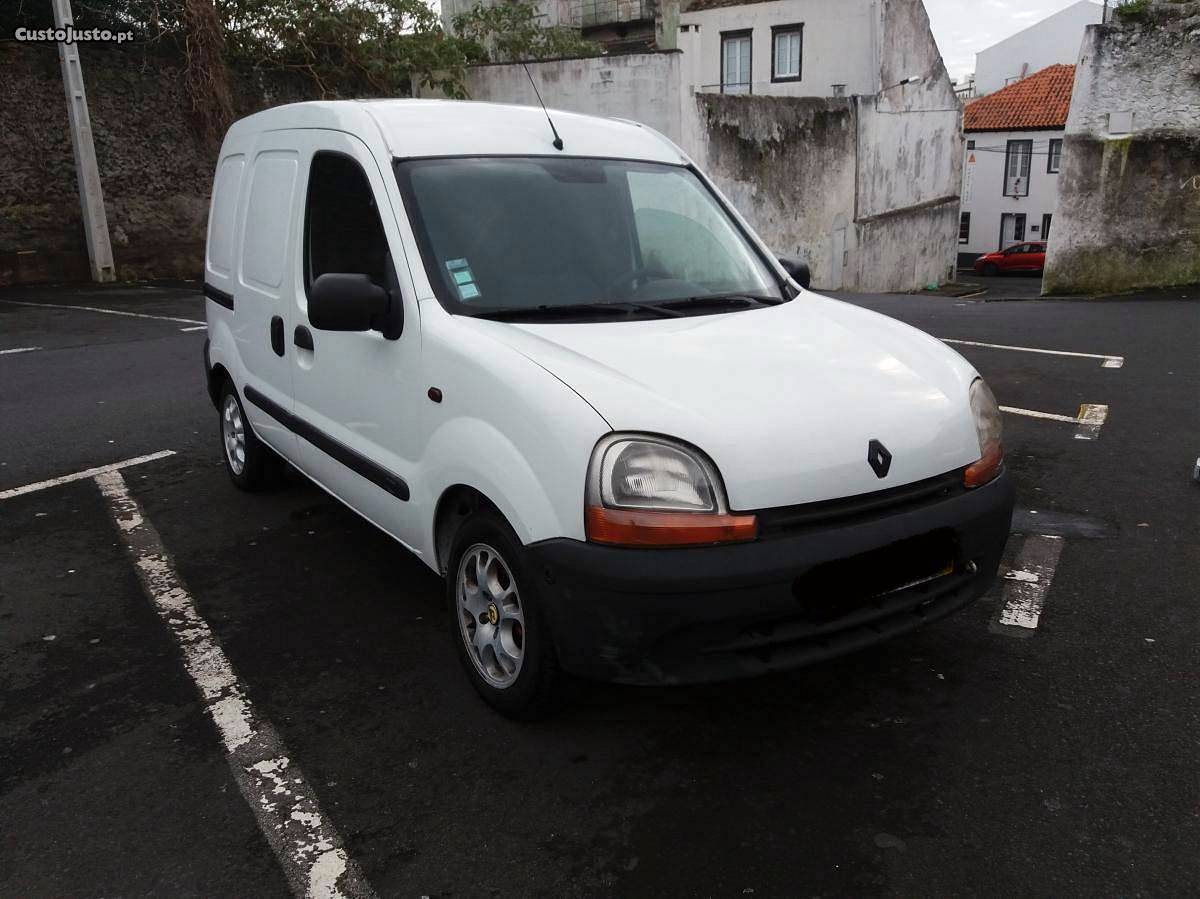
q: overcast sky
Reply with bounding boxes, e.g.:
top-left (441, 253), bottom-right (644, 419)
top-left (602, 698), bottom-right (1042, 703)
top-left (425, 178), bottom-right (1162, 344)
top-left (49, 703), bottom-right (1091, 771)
top-left (925, 0), bottom-right (1097, 82)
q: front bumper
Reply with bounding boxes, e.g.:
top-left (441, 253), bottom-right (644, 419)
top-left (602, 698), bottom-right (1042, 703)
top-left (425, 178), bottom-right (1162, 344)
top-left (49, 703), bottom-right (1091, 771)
top-left (526, 470), bottom-right (1015, 685)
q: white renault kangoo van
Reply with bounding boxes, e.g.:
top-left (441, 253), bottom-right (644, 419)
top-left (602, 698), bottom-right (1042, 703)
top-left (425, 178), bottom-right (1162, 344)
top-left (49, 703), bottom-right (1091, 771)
top-left (203, 100), bottom-right (1014, 717)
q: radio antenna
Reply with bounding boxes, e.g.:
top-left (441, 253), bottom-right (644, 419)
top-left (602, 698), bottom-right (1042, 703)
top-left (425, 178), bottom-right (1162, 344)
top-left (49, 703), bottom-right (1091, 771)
top-left (522, 62), bottom-right (564, 151)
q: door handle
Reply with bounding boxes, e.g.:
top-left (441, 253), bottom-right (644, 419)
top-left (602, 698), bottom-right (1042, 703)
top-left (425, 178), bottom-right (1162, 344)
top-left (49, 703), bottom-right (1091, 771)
top-left (270, 316), bottom-right (285, 357)
top-left (294, 325), bottom-right (314, 352)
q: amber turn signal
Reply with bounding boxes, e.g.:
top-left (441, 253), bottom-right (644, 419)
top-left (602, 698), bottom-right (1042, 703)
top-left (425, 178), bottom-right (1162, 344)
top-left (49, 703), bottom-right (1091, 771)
top-left (585, 506), bottom-right (758, 547)
top-left (964, 443), bottom-right (1004, 488)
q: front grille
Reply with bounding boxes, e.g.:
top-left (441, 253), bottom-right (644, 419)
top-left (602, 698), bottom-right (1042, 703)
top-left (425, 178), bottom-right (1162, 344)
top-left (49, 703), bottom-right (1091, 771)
top-left (754, 469), bottom-right (965, 538)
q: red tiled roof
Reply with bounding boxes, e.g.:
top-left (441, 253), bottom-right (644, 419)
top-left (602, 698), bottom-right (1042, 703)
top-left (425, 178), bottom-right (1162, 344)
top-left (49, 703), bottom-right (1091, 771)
top-left (964, 65), bottom-right (1076, 132)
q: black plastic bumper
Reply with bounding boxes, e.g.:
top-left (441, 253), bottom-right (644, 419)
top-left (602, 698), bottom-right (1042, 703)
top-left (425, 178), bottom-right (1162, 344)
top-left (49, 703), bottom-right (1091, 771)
top-left (526, 471), bottom-right (1015, 685)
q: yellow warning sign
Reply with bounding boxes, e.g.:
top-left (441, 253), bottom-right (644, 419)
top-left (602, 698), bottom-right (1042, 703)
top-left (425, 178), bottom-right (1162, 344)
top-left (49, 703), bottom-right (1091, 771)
top-left (968, 153), bottom-right (976, 164)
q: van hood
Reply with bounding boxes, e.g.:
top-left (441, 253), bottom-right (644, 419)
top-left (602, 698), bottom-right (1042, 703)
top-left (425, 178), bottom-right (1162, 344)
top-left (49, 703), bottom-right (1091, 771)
top-left (458, 295), bottom-right (984, 510)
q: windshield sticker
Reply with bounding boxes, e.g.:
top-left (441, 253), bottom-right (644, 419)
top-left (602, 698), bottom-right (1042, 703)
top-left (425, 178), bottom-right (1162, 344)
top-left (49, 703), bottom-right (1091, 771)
top-left (446, 258), bottom-right (481, 302)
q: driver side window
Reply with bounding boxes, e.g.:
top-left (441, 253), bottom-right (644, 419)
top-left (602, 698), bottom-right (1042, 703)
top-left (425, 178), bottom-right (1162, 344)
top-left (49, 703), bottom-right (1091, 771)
top-left (304, 152), bottom-right (394, 294)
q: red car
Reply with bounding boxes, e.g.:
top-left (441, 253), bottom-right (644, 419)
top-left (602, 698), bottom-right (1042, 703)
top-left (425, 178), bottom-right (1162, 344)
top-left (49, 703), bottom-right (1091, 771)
top-left (974, 241), bottom-right (1047, 276)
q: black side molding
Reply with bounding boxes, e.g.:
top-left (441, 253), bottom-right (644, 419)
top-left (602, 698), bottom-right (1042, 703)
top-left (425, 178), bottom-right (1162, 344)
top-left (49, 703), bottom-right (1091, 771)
top-left (204, 282), bottom-right (235, 310)
top-left (243, 385), bottom-right (410, 502)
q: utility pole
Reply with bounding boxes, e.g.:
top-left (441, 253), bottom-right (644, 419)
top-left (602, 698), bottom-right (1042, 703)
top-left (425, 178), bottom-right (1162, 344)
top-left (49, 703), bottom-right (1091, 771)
top-left (51, 0), bottom-right (115, 283)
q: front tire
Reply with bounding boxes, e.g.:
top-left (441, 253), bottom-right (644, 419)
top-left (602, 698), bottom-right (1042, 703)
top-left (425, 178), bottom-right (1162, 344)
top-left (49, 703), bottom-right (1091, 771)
top-left (446, 511), bottom-right (562, 719)
top-left (983, 263), bottom-right (1000, 277)
top-left (218, 380), bottom-right (281, 491)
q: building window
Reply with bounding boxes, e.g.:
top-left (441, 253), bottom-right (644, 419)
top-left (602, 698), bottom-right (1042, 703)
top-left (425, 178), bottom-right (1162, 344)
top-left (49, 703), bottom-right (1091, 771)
top-left (967, 140), bottom-right (976, 150)
top-left (771, 25), bottom-right (803, 83)
top-left (1004, 140), bottom-right (1033, 197)
top-left (721, 31), bottom-right (752, 95)
top-left (959, 212), bottom-right (971, 245)
top-left (1047, 139), bottom-right (1063, 173)
top-left (1042, 213), bottom-right (1053, 241)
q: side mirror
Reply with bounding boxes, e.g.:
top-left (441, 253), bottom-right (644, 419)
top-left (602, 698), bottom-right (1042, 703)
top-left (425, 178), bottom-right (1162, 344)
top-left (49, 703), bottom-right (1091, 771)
top-left (309, 273), bottom-right (390, 333)
top-left (778, 256), bottom-right (811, 290)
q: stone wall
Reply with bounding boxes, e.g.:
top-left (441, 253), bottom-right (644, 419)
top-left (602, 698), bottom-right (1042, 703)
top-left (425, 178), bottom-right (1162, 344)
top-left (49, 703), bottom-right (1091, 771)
top-left (1044, 1), bottom-right (1200, 295)
top-left (0, 43), bottom-right (310, 286)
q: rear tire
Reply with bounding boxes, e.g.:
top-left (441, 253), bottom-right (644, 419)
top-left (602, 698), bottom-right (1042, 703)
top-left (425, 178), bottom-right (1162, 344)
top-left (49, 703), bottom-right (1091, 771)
top-left (218, 380), bottom-right (282, 491)
top-left (983, 263), bottom-right (999, 277)
top-left (445, 510), bottom-right (563, 719)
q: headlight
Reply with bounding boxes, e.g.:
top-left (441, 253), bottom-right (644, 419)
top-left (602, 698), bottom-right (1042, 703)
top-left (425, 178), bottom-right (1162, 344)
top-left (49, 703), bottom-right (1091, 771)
top-left (585, 435), bottom-right (757, 547)
top-left (964, 378), bottom-right (1004, 488)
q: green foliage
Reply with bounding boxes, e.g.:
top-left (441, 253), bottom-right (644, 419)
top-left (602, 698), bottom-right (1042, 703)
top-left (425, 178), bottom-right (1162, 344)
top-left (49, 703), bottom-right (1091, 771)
top-left (452, 2), bottom-right (602, 64)
top-left (218, 0), bottom-right (466, 98)
top-left (1113, 0), bottom-right (1152, 21)
top-left (5, 1), bottom-right (603, 100)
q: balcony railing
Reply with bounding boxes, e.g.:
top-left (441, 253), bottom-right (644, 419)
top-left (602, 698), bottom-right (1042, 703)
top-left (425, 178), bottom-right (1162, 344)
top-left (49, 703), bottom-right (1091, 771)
top-left (571, 0), bottom-right (655, 29)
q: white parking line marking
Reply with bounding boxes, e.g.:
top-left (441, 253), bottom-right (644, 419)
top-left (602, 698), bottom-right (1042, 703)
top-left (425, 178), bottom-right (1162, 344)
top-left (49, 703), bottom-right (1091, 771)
top-left (95, 470), bottom-right (375, 899)
top-left (0, 450), bottom-right (176, 501)
top-left (1074, 404), bottom-right (1109, 441)
top-left (994, 534), bottom-right (1065, 633)
top-left (0, 346), bottom-right (42, 355)
top-left (179, 325), bottom-right (208, 332)
top-left (0, 298), bottom-right (204, 326)
top-left (941, 338), bottom-right (1124, 369)
top-left (1000, 405), bottom-right (1079, 424)
top-left (1001, 404), bottom-right (1111, 439)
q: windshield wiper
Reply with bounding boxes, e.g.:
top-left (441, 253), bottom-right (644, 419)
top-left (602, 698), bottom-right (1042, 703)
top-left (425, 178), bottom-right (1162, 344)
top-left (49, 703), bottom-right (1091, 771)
top-left (655, 293), bottom-right (785, 311)
top-left (472, 301), bottom-right (683, 321)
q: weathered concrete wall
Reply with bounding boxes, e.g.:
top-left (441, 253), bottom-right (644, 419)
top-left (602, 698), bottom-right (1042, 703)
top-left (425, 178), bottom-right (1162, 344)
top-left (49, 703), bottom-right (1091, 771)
top-left (421, 51), bottom-right (684, 142)
top-left (862, 0), bottom-right (963, 214)
top-left (0, 43), bottom-right (310, 286)
top-left (693, 91), bottom-right (959, 292)
top-left (691, 95), bottom-right (857, 290)
top-left (1044, 2), bottom-right (1200, 294)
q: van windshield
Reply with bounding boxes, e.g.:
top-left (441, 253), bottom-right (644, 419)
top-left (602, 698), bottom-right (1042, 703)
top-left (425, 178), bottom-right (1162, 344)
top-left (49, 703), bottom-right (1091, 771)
top-left (394, 157), bottom-right (786, 319)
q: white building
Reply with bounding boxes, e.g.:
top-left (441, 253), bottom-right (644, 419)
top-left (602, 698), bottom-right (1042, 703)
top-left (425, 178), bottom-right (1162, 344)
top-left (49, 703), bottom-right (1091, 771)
top-left (676, 0), bottom-right (880, 98)
top-left (959, 64), bottom-right (1075, 264)
top-left (974, 0), bottom-right (1102, 97)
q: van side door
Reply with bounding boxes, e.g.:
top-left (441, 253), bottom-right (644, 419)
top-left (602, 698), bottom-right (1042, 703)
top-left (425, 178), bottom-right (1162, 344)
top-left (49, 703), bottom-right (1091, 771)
top-left (287, 132), bottom-right (426, 555)
top-left (223, 139), bottom-right (304, 458)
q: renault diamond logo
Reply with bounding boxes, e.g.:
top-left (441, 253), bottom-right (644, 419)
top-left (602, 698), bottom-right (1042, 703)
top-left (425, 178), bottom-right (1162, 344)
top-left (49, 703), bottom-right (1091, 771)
top-left (868, 439), bottom-right (892, 479)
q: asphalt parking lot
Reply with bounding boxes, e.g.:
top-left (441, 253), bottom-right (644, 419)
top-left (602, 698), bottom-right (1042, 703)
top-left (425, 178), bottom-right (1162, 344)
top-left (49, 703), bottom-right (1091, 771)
top-left (2, 283), bottom-right (1197, 897)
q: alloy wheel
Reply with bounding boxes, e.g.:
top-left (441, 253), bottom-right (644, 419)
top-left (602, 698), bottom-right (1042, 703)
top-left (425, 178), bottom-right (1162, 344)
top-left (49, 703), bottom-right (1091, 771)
top-left (221, 394), bottom-right (246, 475)
top-left (456, 542), bottom-right (525, 688)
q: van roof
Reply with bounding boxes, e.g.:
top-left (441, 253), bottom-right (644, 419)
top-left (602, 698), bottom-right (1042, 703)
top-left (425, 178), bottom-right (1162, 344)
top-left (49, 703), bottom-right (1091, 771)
top-left (225, 99), bottom-right (688, 164)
